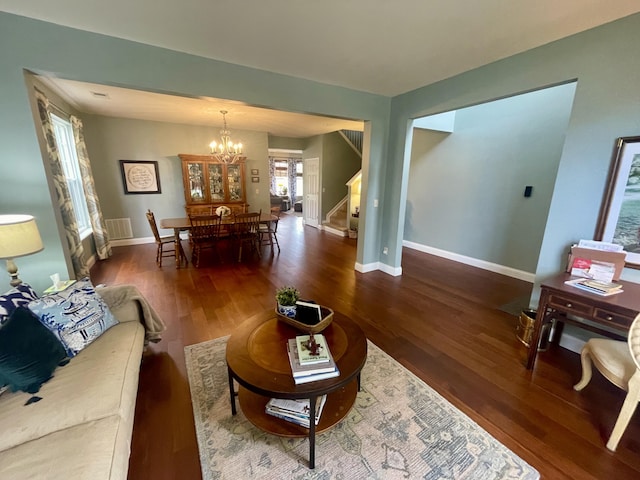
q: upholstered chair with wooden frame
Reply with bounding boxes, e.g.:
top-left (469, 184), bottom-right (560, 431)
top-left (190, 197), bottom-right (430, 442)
top-left (189, 214), bottom-right (223, 267)
top-left (574, 313), bottom-right (640, 451)
top-left (233, 211), bottom-right (261, 262)
top-left (259, 206), bottom-right (281, 253)
top-left (146, 210), bottom-right (184, 267)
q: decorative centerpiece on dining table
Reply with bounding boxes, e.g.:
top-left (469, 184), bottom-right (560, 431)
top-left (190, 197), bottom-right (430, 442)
top-left (275, 286), bottom-right (300, 318)
top-left (215, 205), bottom-right (232, 217)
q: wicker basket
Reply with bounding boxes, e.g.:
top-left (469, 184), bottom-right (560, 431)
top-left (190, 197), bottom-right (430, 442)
top-left (275, 305), bottom-right (334, 333)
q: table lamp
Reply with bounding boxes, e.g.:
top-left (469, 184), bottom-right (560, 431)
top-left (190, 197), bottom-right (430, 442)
top-left (0, 215), bottom-right (44, 287)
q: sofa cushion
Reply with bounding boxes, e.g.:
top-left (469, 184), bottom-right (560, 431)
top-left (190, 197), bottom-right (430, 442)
top-left (0, 307), bottom-right (67, 394)
top-left (28, 277), bottom-right (118, 357)
top-left (0, 320), bottom-right (145, 453)
top-left (0, 283), bottom-right (38, 327)
top-left (0, 415), bottom-right (132, 480)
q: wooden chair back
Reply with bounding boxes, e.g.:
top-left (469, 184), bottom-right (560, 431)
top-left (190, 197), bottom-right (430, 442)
top-left (233, 211), bottom-right (261, 237)
top-left (146, 210), bottom-right (162, 243)
top-left (189, 214), bottom-right (222, 242)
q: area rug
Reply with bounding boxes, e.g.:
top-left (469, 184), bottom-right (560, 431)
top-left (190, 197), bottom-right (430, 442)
top-left (185, 337), bottom-right (539, 480)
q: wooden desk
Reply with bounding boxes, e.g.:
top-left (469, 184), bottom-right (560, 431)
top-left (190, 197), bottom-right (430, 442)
top-left (159, 214), bottom-right (277, 268)
top-left (526, 273), bottom-right (640, 369)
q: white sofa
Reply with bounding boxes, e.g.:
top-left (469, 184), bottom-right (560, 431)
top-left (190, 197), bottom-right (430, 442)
top-left (0, 285), bottom-right (163, 479)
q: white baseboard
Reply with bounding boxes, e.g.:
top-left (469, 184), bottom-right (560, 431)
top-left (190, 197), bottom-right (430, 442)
top-left (355, 261), bottom-right (402, 276)
top-left (402, 240), bottom-right (535, 283)
top-left (558, 333), bottom-right (585, 354)
top-left (110, 233), bottom-right (188, 248)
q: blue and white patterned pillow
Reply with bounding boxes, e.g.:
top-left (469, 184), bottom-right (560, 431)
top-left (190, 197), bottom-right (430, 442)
top-left (0, 283), bottom-right (39, 327)
top-left (27, 278), bottom-right (118, 357)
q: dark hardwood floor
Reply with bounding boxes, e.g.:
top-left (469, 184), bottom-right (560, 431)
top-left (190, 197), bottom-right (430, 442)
top-left (90, 213), bottom-right (640, 479)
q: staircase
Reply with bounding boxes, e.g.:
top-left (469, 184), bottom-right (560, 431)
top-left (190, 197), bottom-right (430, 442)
top-left (322, 199), bottom-right (349, 237)
top-left (322, 130), bottom-right (363, 237)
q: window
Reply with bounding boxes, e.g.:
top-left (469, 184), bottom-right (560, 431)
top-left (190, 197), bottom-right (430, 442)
top-left (51, 114), bottom-right (92, 238)
top-left (274, 160), bottom-right (288, 195)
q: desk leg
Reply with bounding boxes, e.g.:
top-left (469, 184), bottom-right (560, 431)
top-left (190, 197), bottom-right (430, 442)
top-left (308, 395), bottom-right (316, 469)
top-left (227, 367), bottom-right (237, 416)
top-left (526, 289), bottom-right (550, 369)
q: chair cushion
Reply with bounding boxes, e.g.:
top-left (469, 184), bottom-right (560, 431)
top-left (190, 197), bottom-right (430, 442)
top-left (588, 338), bottom-right (637, 385)
top-left (28, 278), bottom-right (118, 357)
top-left (0, 307), bottom-right (67, 394)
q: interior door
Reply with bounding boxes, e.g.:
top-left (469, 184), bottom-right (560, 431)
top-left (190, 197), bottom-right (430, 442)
top-left (304, 158), bottom-right (320, 228)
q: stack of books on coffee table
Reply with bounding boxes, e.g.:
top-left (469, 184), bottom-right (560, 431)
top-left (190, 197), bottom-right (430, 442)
top-left (265, 395), bottom-right (328, 428)
top-left (286, 334), bottom-right (339, 384)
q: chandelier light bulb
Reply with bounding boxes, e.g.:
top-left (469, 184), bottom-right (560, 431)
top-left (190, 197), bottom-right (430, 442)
top-left (207, 110), bottom-right (245, 163)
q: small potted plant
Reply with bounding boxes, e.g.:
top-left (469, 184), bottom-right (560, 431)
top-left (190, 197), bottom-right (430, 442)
top-left (275, 286), bottom-right (300, 318)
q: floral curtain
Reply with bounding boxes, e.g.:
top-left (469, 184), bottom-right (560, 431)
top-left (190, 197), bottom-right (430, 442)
top-left (268, 157), bottom-right (277, 193)
top-left (287, 159), bottom-right (297, 205)
top-left (35, 90), bottom-right (89, 278)
top-left (71, 116), bottom-right (112, 260)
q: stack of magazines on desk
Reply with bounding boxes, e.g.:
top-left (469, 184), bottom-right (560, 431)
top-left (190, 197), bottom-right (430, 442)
top-left (565, 278), bottom-right (624, 296)
top-left (286, 334), bottom-right (339, 384)
top-left (265, 395), bottom-right (327, 428)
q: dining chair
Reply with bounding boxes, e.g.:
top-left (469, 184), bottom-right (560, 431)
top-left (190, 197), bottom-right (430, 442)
top-left (233, 211), bottom-right (261, 262)
top-left (573, 313), bottom-right (640, 451)
top-left (189, 214), bottom-right (223, 267)
top-left (146, 210), bottom-right (184, 267)
top-left (259, 207), bottom-right (281, 253)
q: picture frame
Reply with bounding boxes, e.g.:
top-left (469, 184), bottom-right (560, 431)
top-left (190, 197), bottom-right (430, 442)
top-left (251, 176), bottom-right (260, 183)
top-left (251, 168), bottom-right (259, 175)
top-left (119, 160), bottom-right (161, 194)
top-left (595, 136), bottom-right (640, 268)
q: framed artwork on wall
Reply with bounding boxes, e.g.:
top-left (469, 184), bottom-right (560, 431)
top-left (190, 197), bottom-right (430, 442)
top-left (251, 168), bottom-right (259, 175)
top-left (119, 160), bottom-right (161, 194)
top-left (251, 176), bottom-right (260, 183)
top-left (595, 136), bottom-right (640, 268)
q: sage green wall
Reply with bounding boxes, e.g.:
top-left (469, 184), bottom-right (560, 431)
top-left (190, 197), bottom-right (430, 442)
top-left (385, 13), bottom-right (640, 290)
top-left (405, 83), bottom-right (576, 273)
top-left (268, 136), bottom-right (307, 151)
top-left (0, 12), bottom-right (389, 291)
top-left (321, 132), bottom-right (361, 218)
top-left (81, 115), bottom-right (271, 238)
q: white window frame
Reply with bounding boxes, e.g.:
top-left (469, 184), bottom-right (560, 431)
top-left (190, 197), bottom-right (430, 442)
top-left (51, 114), bottom-right (93, 239)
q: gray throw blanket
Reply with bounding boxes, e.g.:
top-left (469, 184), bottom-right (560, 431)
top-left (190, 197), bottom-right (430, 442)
top-left (97, 284), bottom-right (166, 344)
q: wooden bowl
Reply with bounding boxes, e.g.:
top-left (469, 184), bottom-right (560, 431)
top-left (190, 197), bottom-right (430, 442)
top-left (275, 306), bottom-right (334, 333)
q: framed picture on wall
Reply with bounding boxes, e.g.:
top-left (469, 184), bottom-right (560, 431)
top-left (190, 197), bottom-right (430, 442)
top-left (251, 168), bottom-right (259, 175)
top-left (119, 160), bottom-right (161, 194)
top-left (251, 176), bottom-right (260, 183)
top-left (595, 136), bottom-right (640, 268)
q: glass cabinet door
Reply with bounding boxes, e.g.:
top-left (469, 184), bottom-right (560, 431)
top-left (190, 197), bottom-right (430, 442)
top-left (208, 163), bottom-right (225, 202)
top-left (227, 165), bottom-right (243, 201)
top-left (187, 162), bottom-right (205, 203)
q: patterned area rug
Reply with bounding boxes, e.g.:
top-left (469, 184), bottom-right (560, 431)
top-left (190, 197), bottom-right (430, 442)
top-left (185, 337), bottom-right (539, 480)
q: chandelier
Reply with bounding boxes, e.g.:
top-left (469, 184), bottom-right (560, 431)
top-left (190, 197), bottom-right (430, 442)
top-left (209, 110), bottom-right (244, 164)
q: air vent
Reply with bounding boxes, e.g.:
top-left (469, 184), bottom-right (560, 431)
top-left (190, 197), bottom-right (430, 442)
top-left (105, 218), bottom-right (133, 239)
top-left (90, 91), bottom-right (109, 99)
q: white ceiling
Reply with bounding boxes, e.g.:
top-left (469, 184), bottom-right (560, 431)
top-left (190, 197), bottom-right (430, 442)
top-left (5, 1), bottom-right (640, 136)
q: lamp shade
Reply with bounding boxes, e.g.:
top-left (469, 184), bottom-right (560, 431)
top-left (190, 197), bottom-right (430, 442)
top-left (0, 215), bottom-right (44, 259)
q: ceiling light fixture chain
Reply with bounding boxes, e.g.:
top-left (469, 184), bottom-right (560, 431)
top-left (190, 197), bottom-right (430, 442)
top-left (209, 110), bottom-right (244, 164)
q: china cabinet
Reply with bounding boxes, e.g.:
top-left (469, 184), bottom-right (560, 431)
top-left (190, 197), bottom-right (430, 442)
top-left (178, 154), bottom-right (248, 215)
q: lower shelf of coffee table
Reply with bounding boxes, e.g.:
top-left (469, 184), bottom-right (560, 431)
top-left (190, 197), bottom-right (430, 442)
top-left (238, 381), bottom-right (358, 438)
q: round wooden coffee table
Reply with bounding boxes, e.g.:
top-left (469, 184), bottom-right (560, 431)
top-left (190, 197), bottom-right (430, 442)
top-left (226, 309), bottom-right (367, 469)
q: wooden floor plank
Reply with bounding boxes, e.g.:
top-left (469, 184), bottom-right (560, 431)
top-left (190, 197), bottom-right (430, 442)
top-left (89, 213), bottom-right (640, 479)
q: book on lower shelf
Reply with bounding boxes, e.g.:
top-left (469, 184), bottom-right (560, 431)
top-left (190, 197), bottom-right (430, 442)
top-left (295, 334), bottom-right (330, 365)
top-left (565, 277), bottom-right (624, 296)
top-left (287, 339), bottom-right (339, 384)
top-left (265, 395), bottom-right (327, 428)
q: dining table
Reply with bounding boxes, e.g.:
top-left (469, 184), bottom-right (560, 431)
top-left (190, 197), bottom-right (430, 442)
top-left (159, 213), bottom-right (278, 268)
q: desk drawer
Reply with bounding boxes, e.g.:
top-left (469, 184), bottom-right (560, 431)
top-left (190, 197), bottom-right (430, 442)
top-left (548, 294), bottom-right (593, 316)
top-left (593, 308), bottom-right (636, 330)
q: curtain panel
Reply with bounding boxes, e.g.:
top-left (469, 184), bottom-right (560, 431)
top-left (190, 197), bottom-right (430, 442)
top-left (70, 116), bottom-right (112, 260)
top-left (34, 90), bottom-right (89, 278)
